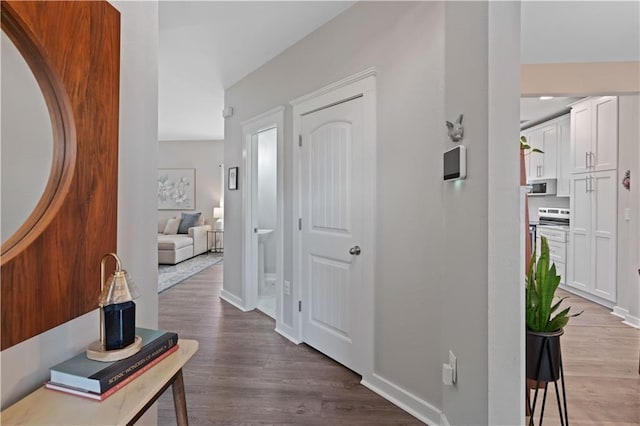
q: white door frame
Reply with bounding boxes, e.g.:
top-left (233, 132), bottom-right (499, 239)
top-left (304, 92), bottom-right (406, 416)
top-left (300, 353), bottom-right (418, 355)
top-left (241, 107), bottom-right (284, 320)
top-left (291, 68), bottom-right (377, 377)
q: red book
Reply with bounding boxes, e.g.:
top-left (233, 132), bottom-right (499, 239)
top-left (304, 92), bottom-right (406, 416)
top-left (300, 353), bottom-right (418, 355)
top-left (45, 344), bottom-right (179, 401)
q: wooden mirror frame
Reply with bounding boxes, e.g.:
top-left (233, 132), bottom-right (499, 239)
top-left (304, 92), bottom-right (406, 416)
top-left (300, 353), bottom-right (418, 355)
top-left (1, 1), bottom-right (120, 350)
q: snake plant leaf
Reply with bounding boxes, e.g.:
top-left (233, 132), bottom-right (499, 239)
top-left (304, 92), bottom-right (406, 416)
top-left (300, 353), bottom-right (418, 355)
top-left (550, 296), bottom-right (569, 314)
top-left (525, 236), bottom-right (575, 332)
top-left (547, 307), bottom-right (571, 332)
top-left (520, 135), bottom-right (544, 153)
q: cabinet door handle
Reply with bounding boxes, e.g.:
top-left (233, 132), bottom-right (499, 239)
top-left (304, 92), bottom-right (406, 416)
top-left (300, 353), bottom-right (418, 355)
top-left (585, 152), bottom-right (589, 169)
top-left (585, 177), bottom-right (589, 193)
top-left (590, 152), bottom-right (595, 168)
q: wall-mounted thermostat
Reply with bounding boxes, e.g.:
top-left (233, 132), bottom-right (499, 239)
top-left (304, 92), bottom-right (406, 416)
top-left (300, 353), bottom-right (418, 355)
top-left (443, 145), bottom-right (466, 181)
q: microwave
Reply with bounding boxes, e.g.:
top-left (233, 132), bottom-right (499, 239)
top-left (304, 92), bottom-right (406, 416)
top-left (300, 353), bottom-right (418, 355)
top-left (527, 179), bottom-right (557, 196)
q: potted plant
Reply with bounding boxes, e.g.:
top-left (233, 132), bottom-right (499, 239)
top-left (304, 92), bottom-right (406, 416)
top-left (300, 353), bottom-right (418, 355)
top-left (525, 236), bottom-right (581, 382)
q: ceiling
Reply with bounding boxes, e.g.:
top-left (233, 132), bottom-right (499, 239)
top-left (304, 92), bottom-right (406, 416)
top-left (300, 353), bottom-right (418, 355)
top-left (158, 1), bottom-right (355, 141)
top-left (158, 1), bottom-right (639, 141)
top-left (521, 1), bottom-right (640, 64)
top-left (520, 97), bottom-right (583, 126)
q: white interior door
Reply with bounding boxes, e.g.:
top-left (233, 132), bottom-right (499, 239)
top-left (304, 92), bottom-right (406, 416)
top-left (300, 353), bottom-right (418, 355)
top-left (300, 96), bottom-right (364, 372)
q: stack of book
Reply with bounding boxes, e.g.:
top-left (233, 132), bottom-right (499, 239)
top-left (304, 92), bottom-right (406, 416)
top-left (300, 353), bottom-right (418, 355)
top-left (46, 328), bottom-right (178, 401)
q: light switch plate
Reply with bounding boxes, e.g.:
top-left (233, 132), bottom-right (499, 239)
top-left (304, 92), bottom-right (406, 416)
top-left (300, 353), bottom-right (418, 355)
top-left (449, 350), bottom-right (457, 384)
top-left (442, 363), bottom-right (454, 385)
top-left (284, 280), bottom-right (291, 296)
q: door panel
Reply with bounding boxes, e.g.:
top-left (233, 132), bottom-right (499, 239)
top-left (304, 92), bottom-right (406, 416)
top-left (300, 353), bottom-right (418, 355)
top-left (540, 123), bottom-right (557, 179)
top-left (591, 171), bottom-right (616, 301)
top-left (571, 101), bottom-right (591, 174)
top-left (568, 175), bottom-right (590, 290)
top-left (301, 97), bottom-right (363, 372)
top-left (310, 255), bottom-right (351, 340)
top-left (592, 97), bottom-right (618, 172)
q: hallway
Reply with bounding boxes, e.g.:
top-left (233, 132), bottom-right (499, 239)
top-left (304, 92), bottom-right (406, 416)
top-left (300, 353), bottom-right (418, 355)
top-left (157, 262), bottom-right (422, 425)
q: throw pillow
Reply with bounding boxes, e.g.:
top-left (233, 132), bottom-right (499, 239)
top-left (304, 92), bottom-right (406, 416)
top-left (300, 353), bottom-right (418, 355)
top-left (177, 212), bottom-right (202, 234)
top-left (163, 217), bottom-right (181, 235)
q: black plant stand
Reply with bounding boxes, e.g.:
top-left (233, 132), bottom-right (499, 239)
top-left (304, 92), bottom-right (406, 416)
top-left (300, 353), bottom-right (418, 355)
top-left (528, 335), bottom-right (569, 426)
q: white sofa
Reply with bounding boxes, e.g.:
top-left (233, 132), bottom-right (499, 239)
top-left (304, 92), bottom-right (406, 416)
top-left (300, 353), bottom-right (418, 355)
top-left (158, 216), bottom-right (211, 264)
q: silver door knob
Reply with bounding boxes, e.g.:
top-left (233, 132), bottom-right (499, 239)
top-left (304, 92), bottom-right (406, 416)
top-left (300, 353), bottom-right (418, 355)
top-left (349, 246), bottom-right (361, 256)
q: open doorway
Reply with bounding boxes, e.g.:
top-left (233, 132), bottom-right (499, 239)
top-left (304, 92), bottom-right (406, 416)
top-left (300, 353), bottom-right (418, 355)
top-left (241, 107), bottom-right (284, 321)
top-left (520, 93), bottom-right (639, 423)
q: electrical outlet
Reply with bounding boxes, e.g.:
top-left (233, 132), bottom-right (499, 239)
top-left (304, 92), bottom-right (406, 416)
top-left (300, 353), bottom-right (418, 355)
top-left (284, 280), bottom-right (291, 296)
top-left (624, 208), bottom-right (631, 221)
top-left (449, 350), bottom-right (457, 384)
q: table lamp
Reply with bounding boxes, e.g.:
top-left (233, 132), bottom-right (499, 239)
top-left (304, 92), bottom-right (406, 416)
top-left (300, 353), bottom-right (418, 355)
top-left (213, 207), bottom-right (224, 230)
top-left (87, 253), bottom-right (143, 362)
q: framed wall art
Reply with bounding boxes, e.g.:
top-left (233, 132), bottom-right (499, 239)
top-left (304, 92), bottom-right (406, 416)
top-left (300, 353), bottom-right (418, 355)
top-left (157, 168), bottom-right (196, 210)
top-left (228, 167), bottom-right (238, 190)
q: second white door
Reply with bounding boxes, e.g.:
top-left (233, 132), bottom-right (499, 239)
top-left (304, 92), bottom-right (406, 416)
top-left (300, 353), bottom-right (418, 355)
top-left (300, 96), bottom-right (365, 373)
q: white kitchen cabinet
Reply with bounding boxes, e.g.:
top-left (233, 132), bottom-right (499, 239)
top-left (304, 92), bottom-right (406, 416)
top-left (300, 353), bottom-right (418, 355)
top-left (522, 118), bottom-right (559, 182)
top-left (570, 96), bottom-right (618, 174)
top-left (536, 226), bottom-right (568, 285)
top-left (567, 170), bottom-right (617, 302)
top-left (556, 115), bottom-right (571, 197)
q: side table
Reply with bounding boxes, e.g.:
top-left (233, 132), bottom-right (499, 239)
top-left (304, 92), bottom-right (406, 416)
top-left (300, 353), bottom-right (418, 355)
top-left (1, 339), bottom-right (199, 426)
top-left (207, 229), bottom-right (224, 253)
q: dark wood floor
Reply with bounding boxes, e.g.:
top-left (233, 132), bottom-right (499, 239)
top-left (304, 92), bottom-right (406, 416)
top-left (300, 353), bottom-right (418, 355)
top-left (157, 262), bottom-right (423, 425)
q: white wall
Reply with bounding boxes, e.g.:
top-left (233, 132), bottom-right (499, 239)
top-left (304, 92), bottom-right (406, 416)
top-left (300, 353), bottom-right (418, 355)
top-left (257, 128), bottom-right (277, 274)
top-left (1, 31), bottom-right (53, 244)
top-left (225, 2), bottom-right (522, 424)
top-left (0, 1), bottom-right (159, 414)
top-left (225, 1), bottom-right (446, 418)
top-left (616, 94), bottom-right (640, 326)
top-left (158, 139), bottom-right (224, 224)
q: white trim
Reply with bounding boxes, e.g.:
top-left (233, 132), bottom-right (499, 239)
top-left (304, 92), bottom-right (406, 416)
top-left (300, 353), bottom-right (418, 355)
top-left (622, 314), bottom-right (640, 329)
top-left (559, 284), bottom-right (615, 309)
top-left (241, 107), bottom-right (285, 328)
top-left (240, 105), bottom-right (286, 127)
top-left (220, 291), bottom-right (250, 312)
top-left (613, 306), bottom-right (640, 329)
top-left (612, 306), bottom-right (628, 319)
top-left (290, 68), bottom-right (376, 106)
top-left (274, 326), bottom-right (301, 345)
top-left (361, 373), bottom-right (442, 426)
top-left (291, 69), bottom-right (377, 377)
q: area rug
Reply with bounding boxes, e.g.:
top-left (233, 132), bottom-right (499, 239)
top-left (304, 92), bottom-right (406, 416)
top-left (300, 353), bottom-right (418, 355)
top-left (158, 254), bottom-right (223, 293)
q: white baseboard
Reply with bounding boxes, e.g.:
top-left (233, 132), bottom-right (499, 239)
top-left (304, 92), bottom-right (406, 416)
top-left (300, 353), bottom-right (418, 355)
top-left (274, 326), bottom-right (301, 344)
top-left (361, 373), bottom-right (442, 425)
top-left (220, 290), bottom-right (250, 312)
top-left (612, 306), bottom-right (628, 319)
top-left (612, 306), bottom-right (640, 329)
top-left (622, 313), bottom-right (640, 329)
top-left (558, 284), bottom-right (615, 309)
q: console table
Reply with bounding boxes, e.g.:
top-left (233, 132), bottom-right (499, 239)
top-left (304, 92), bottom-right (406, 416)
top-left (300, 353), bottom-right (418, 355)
top-left (1, 339), bottom-right (198, 425)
